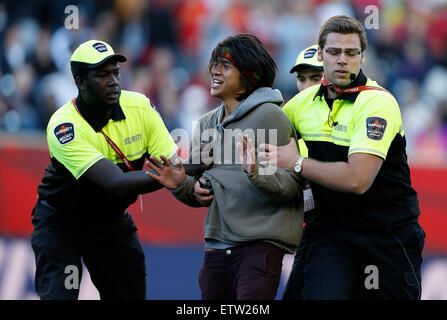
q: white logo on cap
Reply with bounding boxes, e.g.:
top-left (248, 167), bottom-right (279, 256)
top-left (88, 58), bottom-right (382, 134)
top-left (304, 48), bottom-right (317, 59)
top-left (92, 42), bottom-right (108, 53)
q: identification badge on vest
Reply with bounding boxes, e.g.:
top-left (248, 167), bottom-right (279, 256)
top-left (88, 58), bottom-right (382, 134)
top-left (54, 122), bottom-right (75, 145)
top-left (303, 181), bottom-right (315, 212)
top-left (366, 117), bottom-right (387, 140)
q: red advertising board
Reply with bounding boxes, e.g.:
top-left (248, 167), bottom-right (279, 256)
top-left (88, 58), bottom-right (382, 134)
top-left (0, 139), bottom-right (446, 252)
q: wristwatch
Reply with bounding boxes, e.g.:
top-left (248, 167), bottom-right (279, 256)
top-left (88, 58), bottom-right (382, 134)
top-left (294, 156), bottom-right (306, 174)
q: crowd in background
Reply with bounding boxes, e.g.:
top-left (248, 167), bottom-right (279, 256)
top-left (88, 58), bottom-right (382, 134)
top-left (1, 0), bottom-right (447, 165)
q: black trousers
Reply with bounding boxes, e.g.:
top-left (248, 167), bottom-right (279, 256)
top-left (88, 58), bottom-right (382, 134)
top-left (283, 220), bottom-right (425, 300)
top-left (30, 200), bottom-right (146, 300)
top-left (282, 226), bottom-right (310, 300)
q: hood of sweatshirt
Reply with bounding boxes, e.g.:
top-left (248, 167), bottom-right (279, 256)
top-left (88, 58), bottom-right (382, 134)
top-left (216, 87), bottom-right (283, 131)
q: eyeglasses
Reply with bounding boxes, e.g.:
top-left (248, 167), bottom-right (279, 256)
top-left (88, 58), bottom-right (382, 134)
top-left (325, 48), bottom-right (361, 58)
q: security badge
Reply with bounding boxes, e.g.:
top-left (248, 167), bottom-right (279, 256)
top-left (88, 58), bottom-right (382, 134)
top-left (366, 117), bottom-right (387, 140)
top-left (54, 122), bottom-right (75, 145)
top-left (303, 181), bottom-right (315, 212)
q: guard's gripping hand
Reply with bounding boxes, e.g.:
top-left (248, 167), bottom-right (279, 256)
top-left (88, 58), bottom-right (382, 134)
top-left (259, 137), bottom-right (300, 171)
top-left (145, 155), bottom-right (186, 190)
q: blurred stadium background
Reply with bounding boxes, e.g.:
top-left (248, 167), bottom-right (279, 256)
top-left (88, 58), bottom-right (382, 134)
top-left (1, 0), bottom-right (447, 300)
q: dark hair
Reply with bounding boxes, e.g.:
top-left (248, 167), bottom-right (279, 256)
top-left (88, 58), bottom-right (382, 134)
top-left (208, 33), bottom-right (277, 101)
top-left (318, 15), bottom-right (367, 51)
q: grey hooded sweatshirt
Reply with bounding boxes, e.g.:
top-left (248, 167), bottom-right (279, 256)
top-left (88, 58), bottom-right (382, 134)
top-left (171, 87), bottom-right (304, 253)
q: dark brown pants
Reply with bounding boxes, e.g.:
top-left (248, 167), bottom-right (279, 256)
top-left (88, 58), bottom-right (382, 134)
top-left (198, 241), bottom-right (285, 300)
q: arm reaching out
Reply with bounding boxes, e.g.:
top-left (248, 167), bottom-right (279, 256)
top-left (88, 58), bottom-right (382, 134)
top-left (145, 155), bottom-right (186, 190)
top-left (145, 155), bottom-right (214, 207)
top-left (259, 138), bottom-right (383, 195)
top-left (80, 157), bottom-right (164, 197)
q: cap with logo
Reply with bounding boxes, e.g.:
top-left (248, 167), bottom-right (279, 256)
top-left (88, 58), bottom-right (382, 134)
top-left (70, 40), bottom-right (126, 69)
top-left (289, 44), bottom-right (323, 74)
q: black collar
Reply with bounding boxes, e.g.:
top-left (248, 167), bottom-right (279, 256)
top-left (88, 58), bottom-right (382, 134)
top-left (313, 69), bottom-right (368, 102)
top-left (75, 94), bottom-right (126, 132)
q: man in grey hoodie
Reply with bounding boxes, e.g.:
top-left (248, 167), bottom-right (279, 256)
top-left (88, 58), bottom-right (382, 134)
top-left (146, 34), bottom-right (304, 300)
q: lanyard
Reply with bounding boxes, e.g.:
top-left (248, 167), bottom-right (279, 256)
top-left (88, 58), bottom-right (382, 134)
top-left (320, 76), bottom-right (391, 128)
top-left (321, 76), bottom-right (390, 94)
top-left (72, 98), bottom-right (143, 214)
top-left (72, 98), bottom-right (135, 171)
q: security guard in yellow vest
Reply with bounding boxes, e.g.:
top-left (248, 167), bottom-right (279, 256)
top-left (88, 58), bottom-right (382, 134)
top-left (31, 40), bottom-right (185, 300)
top-left (290, 44), bottom-right (324, 94)
top-left (259, 15), bottom-right (425, 299)
top-left (289, 44), bottom-right (325, 159)
top-left (282, 44), bottom-right (324, 300)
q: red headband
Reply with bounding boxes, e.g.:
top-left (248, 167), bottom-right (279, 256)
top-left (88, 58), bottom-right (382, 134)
top-left (221, 47), bottom-right (260, 85)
